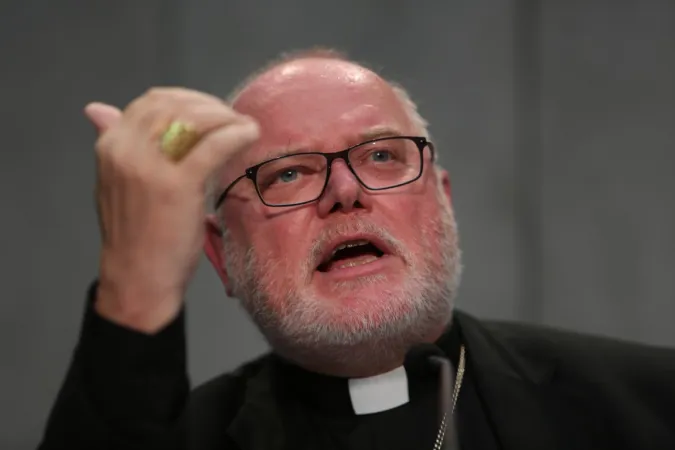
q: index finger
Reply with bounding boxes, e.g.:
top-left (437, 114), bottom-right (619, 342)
top-left (182, 118), bottom-right (261, 181)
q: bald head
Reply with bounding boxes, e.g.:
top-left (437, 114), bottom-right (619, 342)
top-left (235, 57), bottom-right (385, 109)
top-left (226, 51), bottom-right (430, 140)
top-left (230, 58), bottom-right (420, 147)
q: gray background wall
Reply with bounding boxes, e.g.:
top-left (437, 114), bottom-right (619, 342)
top-left (1, 1), bottom-right (673, 449)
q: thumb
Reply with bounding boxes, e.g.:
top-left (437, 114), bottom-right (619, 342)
top-left (84, 102), bottom-right (122, 134)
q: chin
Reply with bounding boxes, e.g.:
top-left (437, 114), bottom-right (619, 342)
top-left (307, 281), bottom-right (421, 331)
top-left (319, 272), bottom-right (388, 296)
top-left (313, 272), bottom-right (411, 307)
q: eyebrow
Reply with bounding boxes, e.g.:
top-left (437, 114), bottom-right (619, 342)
top-left (258, 145), bottom-right (308, 162)
top-left (358, 125), bottom-right (405, 142)
top-left (257, 125), bottom-right (406, 162)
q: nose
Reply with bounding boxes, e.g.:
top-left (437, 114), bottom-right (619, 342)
top-left (316, 159), bottom-right (368, 217)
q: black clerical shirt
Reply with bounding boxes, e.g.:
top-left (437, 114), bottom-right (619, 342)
top-left (39, 282), bottom-right (675, 450)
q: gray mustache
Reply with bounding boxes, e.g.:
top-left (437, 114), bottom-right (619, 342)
top-left (308, 220), bottom-right (405, 268)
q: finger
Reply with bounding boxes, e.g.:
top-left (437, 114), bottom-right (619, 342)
top-left (183, 119), bottom-right (260, 178)
top-left (145, 102), bottom-right (243, 145)
top-left (124, 87), bottom-right (225, 122)
top-left (85, 102), bottom-right (123, 134)
top-left (143, 87), bottom-right (224, 104)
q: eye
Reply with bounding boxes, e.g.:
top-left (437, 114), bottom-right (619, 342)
top-left (370, 150), bottom-right (392, 162)
top-left (278, 169), bottom-right (298, 183)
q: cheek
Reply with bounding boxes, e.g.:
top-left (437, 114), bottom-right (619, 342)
top-left (247, 209), bottom-right (314, 264)
top-left (386, 195), bottom-right (429, 228)
top-left (383, 196), bottom-right (445, 253)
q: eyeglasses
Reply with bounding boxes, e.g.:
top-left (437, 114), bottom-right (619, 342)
top-left (214, 136), bottom-right (434, 209)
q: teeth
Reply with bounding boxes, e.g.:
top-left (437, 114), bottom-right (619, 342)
top-left (336, 255), bottom-right (379, 269)
top-left (331, 239), bottom-right (369, 258)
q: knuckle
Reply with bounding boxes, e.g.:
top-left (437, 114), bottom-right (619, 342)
top-left (192, 103), bottom-right (237, 128)
top-left (93, 138), bottom-right (107, 156)
top-left (125, 96), bottom-right (151, 119)
top-left (145, 87), bottom-right (199, 104)
top-left (130, 88), bottom-right (169, 114)
top-left (110, 153), bottom-right (136, 177)
top-left (94, 133), bottom-right (116, 157)
top-left (145, 87), bottom-right (168, 99)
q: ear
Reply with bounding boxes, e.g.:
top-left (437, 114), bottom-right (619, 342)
top-left (437, 168), bottom-right (453, 206)
top-left (203, 214), bottom-right (234, 297)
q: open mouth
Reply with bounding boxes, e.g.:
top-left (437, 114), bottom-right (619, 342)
top-left (317, 239), bottom-right (386, 272)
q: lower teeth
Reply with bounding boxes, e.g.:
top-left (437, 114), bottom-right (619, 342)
top-left (336, 255), bottom-right (378, 269)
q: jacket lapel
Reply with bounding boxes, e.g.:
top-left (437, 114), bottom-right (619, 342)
top-left (226, 362), bottom-right (287, 450)
top-left (455, 311), bottom-right (563, 450)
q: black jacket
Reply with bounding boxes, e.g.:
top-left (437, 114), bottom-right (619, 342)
top-left (38, 286), bottom-right (675, 450)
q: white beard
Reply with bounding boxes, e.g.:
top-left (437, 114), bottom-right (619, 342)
top-left (222, 194), bottom-right (462, 375)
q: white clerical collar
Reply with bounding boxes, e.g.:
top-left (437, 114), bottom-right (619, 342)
top-left (348, 365), bottom-right (409, 415)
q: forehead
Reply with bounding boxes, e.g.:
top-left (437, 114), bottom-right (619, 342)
top-left (230, 58), bottom-right (414, 165)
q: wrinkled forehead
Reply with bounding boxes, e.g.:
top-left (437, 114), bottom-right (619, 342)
top-left (226, 59), bottom-right (414, 172)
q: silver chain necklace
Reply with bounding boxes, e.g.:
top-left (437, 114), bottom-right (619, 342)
top-left (432, 345), bottom-right (466, 450)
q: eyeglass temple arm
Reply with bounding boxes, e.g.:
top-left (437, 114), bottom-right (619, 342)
top-left (213, 174), bottom-right (247, 210)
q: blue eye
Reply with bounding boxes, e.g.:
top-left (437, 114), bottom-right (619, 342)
top-left (370, 150), bottom-right (392, 162)
top-left (279, 169), bottom-right (298, 183)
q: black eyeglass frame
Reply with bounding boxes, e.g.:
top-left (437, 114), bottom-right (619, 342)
top-left (213, 135), bottom-right (434, 209)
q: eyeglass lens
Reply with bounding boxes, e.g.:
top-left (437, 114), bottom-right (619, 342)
top-left (255, 138), bottom-right (422, 206)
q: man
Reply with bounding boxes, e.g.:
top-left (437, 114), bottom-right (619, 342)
top-left (39, 49), bottom-right (675, 450)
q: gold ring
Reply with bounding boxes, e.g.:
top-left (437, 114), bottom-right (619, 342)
top-left (160, 121), bottom-right (201, 162)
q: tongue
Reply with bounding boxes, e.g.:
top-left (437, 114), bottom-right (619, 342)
top-left (324, 254), bottom-right (380, 272)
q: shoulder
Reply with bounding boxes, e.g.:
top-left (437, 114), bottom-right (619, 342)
top-left (460, 313), bottom-right (675, 443)
top-left (479, 316), bottom-right (675, 377)
top-left (472, 314), bottom-right (675, 420)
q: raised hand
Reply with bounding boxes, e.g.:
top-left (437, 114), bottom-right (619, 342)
top-left (86, 88), bottom-right (259, 333)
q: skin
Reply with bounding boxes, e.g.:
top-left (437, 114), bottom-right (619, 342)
top-left (86, 56), bottom-right (460, 378)
top-left (203, 58), bottom-right (461, 377)
top-left (88, 90), bottom-right (260, 333)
